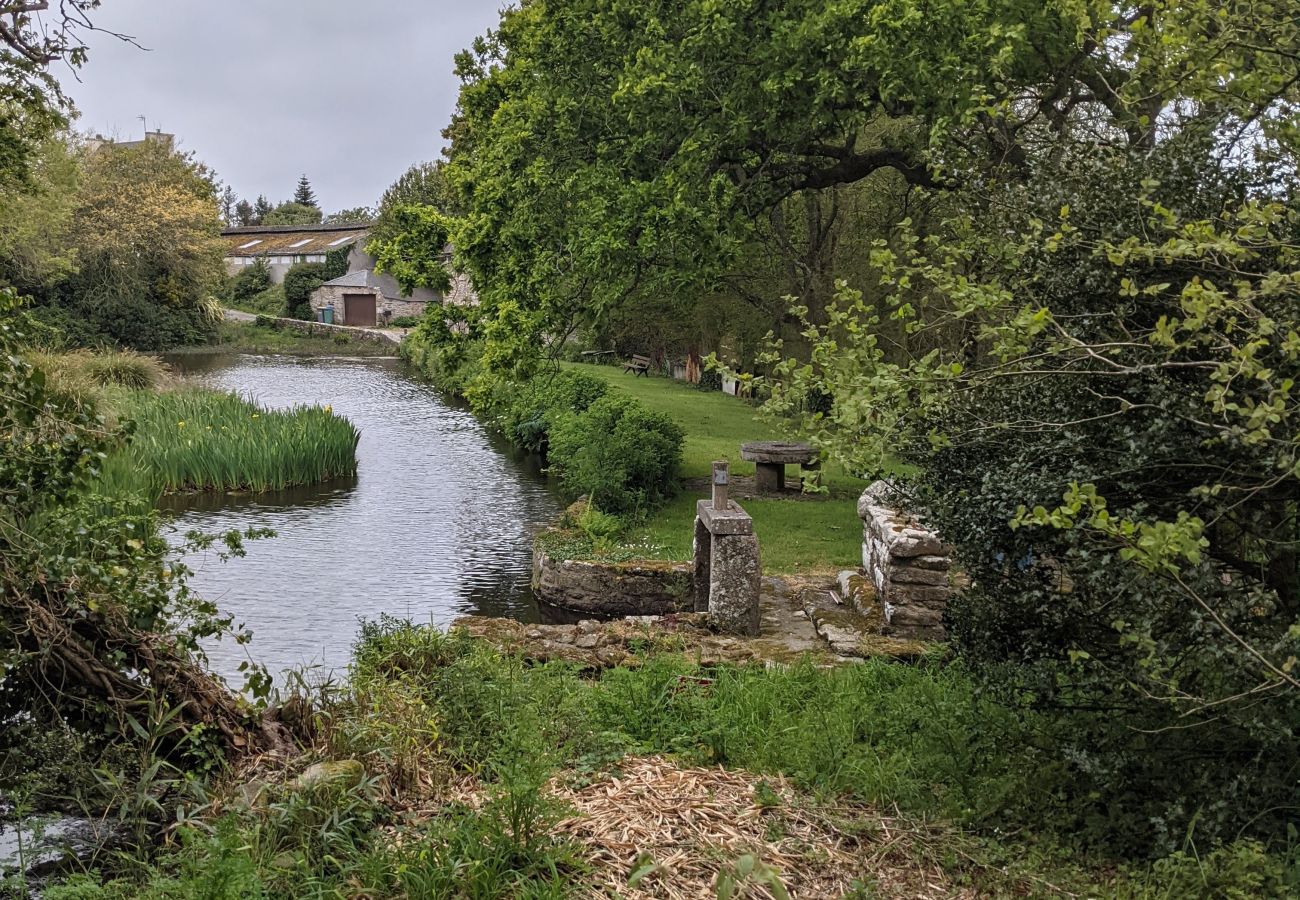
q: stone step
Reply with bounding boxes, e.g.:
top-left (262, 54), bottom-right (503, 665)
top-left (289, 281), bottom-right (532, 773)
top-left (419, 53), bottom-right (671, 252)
top-left (802, 577), bottom-right (929, 660)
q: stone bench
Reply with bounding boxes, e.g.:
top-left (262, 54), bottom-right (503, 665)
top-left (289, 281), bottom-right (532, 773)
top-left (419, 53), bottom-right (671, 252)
top-left (740, 440), bottom-right (818, 492)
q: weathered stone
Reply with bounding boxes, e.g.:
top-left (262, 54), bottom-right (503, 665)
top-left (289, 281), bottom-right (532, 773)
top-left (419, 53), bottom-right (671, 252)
top-left (859, 481), bottom-right (955, 640)
top-left (532, 542), bottom-right (692, 616)
top-left (574, 633), bottom-right (601, 649)
top-left (884, 530), bottom-right (946, 558)
top-left (740, 441), bottom-right (816, 465)
top-left (692, 515), bottom-right (711, 612)
top-left (696, 499), bottom-right (754, 535)
top-left (294, 760), bottom-right (365, 791)
top-left (886, 582), bottom-right (950, 605)
top-left (709, 533), bottom-right (761, 636)
top-left (888, 565), bottom-right (950, 586)
top-left (887, 605), bottom-right (944, 627)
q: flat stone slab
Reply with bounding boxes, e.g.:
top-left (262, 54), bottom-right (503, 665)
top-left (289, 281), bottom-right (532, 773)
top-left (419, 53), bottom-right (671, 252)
top-left (740, 440), bottom-right (816, 465)
top-left (696, 499), bottom-right (753, 535)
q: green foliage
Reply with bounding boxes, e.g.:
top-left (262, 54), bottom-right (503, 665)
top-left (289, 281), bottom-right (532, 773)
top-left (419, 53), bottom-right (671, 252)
top-left (752, 5), bottom-right (1300, 855)
top-left (230, 257), bottom-right (272, 303)
top-left (101, 386), bottom-right (358, 497)
top-left (323, 246), bottom-right (350, 280)
top-left (324, 206), bottom-right (375, 224)
top-left (281, 262), bottom-right (329, 320)
top-left (387, 314), bottom-right (421, 328)
top-left (367, 204), bottom-right (452, 296)
top-left (405, 329), bottom-right (682, 515)
top-left (262, 201), bottom-right (321, 226)
top-left (0, 133), bottom-right (80, 292)
top-left (548, 394), bottom-right (684, 514)
top-left (371, 161), bottom-right (450, 246)
top-left (32, 138), bottom-right (228, 350)
top-left (496, 369), bottom-right (609, 454)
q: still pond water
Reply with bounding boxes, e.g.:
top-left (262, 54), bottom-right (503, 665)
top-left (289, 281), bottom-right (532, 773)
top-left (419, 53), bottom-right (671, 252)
top-left (161, 353), bottom-right (562, 685)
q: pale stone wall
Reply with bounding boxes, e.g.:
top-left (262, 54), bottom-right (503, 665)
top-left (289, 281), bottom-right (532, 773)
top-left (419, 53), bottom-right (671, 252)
top-left (858, 481), bottom-right (953, 641)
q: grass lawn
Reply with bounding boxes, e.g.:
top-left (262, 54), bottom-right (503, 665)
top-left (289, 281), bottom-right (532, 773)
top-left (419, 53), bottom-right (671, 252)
top-left (563, 362), bottom-right (866, 574)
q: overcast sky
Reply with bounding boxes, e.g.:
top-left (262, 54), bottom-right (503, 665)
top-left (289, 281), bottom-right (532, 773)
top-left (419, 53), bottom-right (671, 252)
top-left (69, 1), bottom-right (504, 213)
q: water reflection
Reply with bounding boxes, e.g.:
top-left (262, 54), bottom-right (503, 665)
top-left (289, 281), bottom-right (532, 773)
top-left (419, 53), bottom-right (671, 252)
top-left (160, 353), bottom-right (562, 684)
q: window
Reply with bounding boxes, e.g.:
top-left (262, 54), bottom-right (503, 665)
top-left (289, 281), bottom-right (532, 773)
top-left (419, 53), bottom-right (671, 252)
top-left (288, 239), bottom-right (312, 249)
top-left (308, 254), bottom-right (326, 263)
top-left (328, 236), bottom-right (354, 247)
top-left (238, 239), bottom-right (263, 250)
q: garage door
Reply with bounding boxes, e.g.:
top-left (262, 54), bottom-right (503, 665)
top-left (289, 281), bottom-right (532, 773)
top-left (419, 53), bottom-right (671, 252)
top-left (343, 293), bottom-right (376, 326)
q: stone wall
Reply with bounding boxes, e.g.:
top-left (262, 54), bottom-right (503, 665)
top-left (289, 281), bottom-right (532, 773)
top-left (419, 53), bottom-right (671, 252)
top-left (532, 543), bottom-right (692, 617)
top-left (252, 315), bottom-right (399, 346)
top-left (858, 481), bottom-right (953, 641)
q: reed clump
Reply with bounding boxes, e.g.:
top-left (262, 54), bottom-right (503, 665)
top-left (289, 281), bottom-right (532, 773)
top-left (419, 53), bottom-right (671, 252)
top-left (103, 387), bottom-right (359, 496)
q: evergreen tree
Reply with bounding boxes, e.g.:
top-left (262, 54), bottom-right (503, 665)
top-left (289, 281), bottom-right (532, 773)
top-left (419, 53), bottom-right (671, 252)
top-left (252, 195), bottom-right (272, 224)
top-left (234, 199), bottom-right (255, 227)
top-left (293, 174), bottom-right (317, 208)
top-left (218, 185), bottom-right (239, 224)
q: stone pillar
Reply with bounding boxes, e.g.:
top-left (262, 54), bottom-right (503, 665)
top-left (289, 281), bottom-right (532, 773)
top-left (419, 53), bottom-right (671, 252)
top-left (693, 495), bottom-right (761, 636)
top-left (709, 533), bottom-right (761, 635)
top-left (692, 514), bottom-right (711, 612)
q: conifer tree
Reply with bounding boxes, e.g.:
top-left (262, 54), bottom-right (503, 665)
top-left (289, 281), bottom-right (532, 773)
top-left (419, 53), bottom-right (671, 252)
top-left (294, 174), bottom-right (317, 208)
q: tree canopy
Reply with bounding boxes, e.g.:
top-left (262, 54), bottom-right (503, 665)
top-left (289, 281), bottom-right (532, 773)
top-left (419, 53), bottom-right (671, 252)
top-left (383, 0), bottom-right (1300, 851)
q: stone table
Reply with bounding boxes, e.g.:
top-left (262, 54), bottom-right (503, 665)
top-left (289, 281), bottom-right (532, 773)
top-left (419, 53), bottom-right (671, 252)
top-left (740, 440), bottom-right (817, 492)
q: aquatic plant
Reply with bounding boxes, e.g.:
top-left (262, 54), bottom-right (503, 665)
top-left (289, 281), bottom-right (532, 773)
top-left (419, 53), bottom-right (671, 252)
top-left (102, 387), bottom-right (359, 496)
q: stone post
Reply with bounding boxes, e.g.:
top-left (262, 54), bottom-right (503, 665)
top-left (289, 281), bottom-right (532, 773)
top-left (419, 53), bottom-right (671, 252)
top-left (712, 460), bottom-right (729, 510)
top-left (693, 490), bottom-right (761, 636)
top-left (709, 532), bottom-right (761, 635)
top-left (692, 514), bottom-right (711, 612)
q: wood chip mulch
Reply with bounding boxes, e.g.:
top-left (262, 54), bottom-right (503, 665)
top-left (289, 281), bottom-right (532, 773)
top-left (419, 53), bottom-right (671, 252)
top-left (549, 756), bottom-right (968, 899)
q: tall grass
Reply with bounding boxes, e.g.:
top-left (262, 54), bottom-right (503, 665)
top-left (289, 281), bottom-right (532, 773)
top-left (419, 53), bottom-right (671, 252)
top-left (26, 350), bottom-right (169, 404)
top-left (102, 387), bottom-right (359, 496)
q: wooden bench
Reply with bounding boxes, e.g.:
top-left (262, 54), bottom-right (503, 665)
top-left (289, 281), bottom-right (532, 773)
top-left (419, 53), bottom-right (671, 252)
top-left (740, 440), bottom-right (818, 492)
top-left (622, 354), bottom-right (652, 376)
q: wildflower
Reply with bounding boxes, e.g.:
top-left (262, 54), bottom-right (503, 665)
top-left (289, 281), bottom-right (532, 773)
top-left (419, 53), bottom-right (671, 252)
top-left (251, 413), bottom-right (260, 419)
top-left (324, 404), bottom-right (333, 414)
top-left (177, 421), bottom-right (186, 428)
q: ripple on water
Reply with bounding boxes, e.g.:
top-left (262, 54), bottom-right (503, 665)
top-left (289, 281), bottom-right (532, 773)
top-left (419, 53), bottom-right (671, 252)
top-left (159, 353), bottom-right (562, 685)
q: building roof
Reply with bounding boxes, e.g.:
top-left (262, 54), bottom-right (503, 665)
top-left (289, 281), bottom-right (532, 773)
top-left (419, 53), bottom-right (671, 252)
top-left (221, 223), bottom-right (371, 258)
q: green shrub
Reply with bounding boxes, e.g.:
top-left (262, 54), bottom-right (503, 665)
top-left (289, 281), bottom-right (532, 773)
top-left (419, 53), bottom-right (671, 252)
top-left (500, 369), bottom-right (608, 454)
top-left (81, 351), bottom-right (166, 389)
top-left (238, 283), bottom-right (286, 317)
top-left (548, 394), bottom-right (683, 514)
top-left (282, 263), bottom-right (329, 321)
top-left (229, 258), bottom-right (272, 303)
top-left (388, 314), bottom-right (422, 328)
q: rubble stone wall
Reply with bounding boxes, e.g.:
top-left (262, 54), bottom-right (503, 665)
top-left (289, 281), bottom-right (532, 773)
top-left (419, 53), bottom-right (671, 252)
top-left (858, 482), bottom-right (952, 641)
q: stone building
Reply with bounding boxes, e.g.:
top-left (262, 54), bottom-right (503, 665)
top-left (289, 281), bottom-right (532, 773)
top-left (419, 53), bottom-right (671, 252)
top-left (308, 247), bottom-right (476, 327)
top-left (221, 223), bottom-right (370, 284)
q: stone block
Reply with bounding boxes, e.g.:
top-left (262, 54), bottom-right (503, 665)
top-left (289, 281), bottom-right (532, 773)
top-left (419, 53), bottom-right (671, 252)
top-left (709, 533), bottom-right (761, 636)
top-left (888, 605), bottom-right (944, 627)
top-left (888, 565), bottom-right (950, 586)
top-left (885, 582), bottom-right (951, 605)
top-left (697, 499), bottom-right (754, 535)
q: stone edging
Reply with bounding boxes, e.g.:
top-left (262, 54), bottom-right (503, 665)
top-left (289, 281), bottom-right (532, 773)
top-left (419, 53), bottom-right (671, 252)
top-left (532, 540), bottom-right (692, 617)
